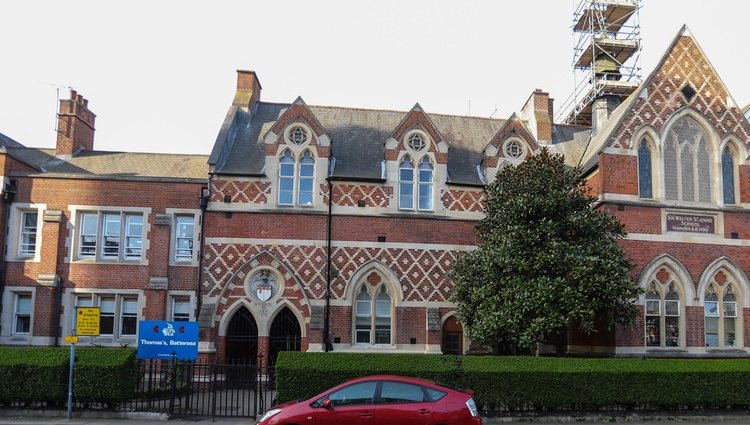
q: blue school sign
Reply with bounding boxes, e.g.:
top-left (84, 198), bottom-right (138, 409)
top-left (137, 321), bottom-right (199, 360)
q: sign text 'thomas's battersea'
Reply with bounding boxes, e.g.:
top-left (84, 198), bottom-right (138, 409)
top-left (137, 321), bottom-right (199, 360)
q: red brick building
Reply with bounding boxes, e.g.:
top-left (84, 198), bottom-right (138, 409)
top-left (1, 27), bottom-right (749, 361)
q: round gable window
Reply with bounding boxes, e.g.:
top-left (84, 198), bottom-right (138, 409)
top-left (504, 140), bottom-right (524, 159)
top-left (288, 126), bottom-right (309, 145)
top-left (407, 133), bottom-right (427, 151)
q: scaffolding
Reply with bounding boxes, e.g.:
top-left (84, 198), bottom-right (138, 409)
top-left (556, 0), bottom-right (643, 126)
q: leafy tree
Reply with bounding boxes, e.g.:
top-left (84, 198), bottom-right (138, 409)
top-left (451, 148), bottom-right (641, 353)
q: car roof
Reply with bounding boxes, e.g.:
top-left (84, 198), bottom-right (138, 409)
top-left (346, 375), bottom-right (439, 386)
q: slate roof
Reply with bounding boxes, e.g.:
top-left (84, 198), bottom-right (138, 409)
top-left (0, 132), bottom-right (25, 149)
top-left (213, 102), bottom-right (590, 186)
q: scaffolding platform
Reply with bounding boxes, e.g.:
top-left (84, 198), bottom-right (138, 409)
top-left (573, 0), bottom-right (637, 32)
top-left (575, 38), bottom-right (639, 69)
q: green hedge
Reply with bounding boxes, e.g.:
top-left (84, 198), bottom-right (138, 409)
top-left (276, 352), bottom-right (750, 411)
top-left (0, 347), bottom-right (137, 405)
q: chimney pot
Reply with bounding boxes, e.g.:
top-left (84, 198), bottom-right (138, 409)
top-left (56, 90), bottom-right (96, 156)
top-left (70, 89), bottom-right (77, 100)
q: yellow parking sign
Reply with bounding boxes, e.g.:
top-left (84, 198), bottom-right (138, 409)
top-left (76, 307), bottom-right (101, 336)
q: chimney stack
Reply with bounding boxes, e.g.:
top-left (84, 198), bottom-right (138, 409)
top-left (591, 95), bottom-right (621, 137)
top-left (520, 89), bottom-right (552, 144)
top-left (233, 70), bottom-right (262, 109)
top-left (56, 90), bottom-right (96, 156)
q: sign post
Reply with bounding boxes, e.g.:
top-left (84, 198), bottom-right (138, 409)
top-left (67, 306), bottom-right (100, 419)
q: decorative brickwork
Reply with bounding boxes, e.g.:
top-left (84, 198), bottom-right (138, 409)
top-left (486, 116), bottom-right (539, 157)
top-left (389, 105), bottom-right (444, 154)
top-left (203, 244), bottom-right (464, 302)
top-left (332, 184), bottom-right (392, 207)
top-left (607, 36), bottom-right (750, 151)
top-left (269, 98), bottom-right (327, 142)
top-left (441, 189), bottom-right (485, 212)
top-left (211, 179), bottom-right (271, 203)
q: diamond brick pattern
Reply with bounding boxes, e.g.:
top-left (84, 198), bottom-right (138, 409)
top-left (203, 243), bottom-right (464, 302)
top-left (441, 189), bottom-right (485, 212)
top-left (333, 184), bottom-right (392, 207)
top-left (609, 36), bottom-right (750, 150)
top-left (211, 179), bottom-right (271, 203)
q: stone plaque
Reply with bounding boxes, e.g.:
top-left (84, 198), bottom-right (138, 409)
top-left (310, 305), bottom-right (324, 330)
top-left (427, 308), bottom-right (440, 331)
top-left (666, 213), bottom-right (715, 234)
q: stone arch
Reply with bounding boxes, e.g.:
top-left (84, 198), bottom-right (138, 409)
top-left (638, 254), bottom-right (695, 306)
top-left (630, 124), bottom-right (661, 151)
top-left (343, 259), bottom-right (403, 305)
top-left (267, 299), bottom-right (307, 338)
top-left (213, 250), bottom-right (311, 334)
top-left (218, 298), bottom-right (257, 337)
top-left (719, 133), bottom-right (748, 162)
top-left (696, 257), bottom-right (750, 304)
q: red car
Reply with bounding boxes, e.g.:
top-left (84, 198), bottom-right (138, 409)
top-left (257, 375), bottom-right (481, 425)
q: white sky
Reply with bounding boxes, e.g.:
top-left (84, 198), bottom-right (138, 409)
top-left (1, 1), bottom-right (748, 155)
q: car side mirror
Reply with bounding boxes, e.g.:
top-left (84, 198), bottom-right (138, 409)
top-left (322, 399), bottom-right (333, 409)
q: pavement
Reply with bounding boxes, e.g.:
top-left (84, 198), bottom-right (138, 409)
top-left (4, 411), bottom-right (750, 424)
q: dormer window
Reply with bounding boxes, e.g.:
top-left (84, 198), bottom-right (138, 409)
top-left (288, 126), bottom-right (308, 145)
top-left (399, 154), bottom-right (434, 211)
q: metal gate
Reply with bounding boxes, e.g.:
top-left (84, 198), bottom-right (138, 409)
top-left (124, 359), bottom-right (275, 419)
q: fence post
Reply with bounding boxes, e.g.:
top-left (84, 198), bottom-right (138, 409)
top-left (211, 362), bottom-right (218, 421)
top-left (169, 352), bottom-right (177, 416)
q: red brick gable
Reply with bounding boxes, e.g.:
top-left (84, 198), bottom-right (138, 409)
top-left (268, 97), bottom-right (328, 144)
top-left (388, 104), bottom-right (445, 153)
top-left (606, 33), bottom-right (750, 151)
top-left (486, 114), bottom-right (539, 158)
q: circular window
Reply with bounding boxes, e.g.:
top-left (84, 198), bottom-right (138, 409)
top-left (505, 140), bottom-right (524, 159)
top-left (288, 126), bottom-right (308, 145)
top-left (407, 133), bottom-right (427, 151)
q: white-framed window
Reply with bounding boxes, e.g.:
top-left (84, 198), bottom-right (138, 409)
top-left (75, 210), bottom-right (146, 261)
top-left (354, 284), bottom-right (393, 345)
top-left (6, 204), bottom-right (44, 262)
top-left (172, 298), bottom-right (191, 321)
top-left (644, 282), bottom-right (681, 348)
top-left (705, 283), bottom-right (739, 348)
top-left (399, 155), bottom-right (414, 210)
top-left (13, 292), bottom-right (32, 335)
top-left (72, 292), bottom-right (140, 339)
top-left (167, 291), bottom-right (195, 322)
top-left (417, 157), bottom-right (434, 211)
top-left (277, 149), bottom-right (316, 207)
top-left (399, 155), bottom-right (434, 211)
top-left (175, 215), bottom-right (195, 261)
top-left (19, 211), bottom-right (38, 257)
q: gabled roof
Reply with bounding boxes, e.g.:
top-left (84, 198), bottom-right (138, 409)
top-left (214, 102), bottom-right (520, 185)
top-left (576, 25), bottom-right (750, 174)
top-left (0, 132), bottom-right (25, 149)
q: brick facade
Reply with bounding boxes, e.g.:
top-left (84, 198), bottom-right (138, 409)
top-left (3, 28), bottom-right (750, 362)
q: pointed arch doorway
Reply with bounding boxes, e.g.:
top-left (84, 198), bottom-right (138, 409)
top-left (268, 307), bottom-right (301, 367)
top-left (225, 307), bottom-right (259, 365)
top-left (441, 316), bottom-right (463, 355)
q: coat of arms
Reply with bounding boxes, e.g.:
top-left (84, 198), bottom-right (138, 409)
top-left (250, 270), bottom-right (277, 302)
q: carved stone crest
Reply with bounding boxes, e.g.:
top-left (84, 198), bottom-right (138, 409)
top-left (250, 270), bottom-right (278, 303)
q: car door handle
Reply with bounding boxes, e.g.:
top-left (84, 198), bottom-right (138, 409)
top-left (360, 412), bottom-right (374, 418)
top-left (418, 409), bottom-right (431, 415)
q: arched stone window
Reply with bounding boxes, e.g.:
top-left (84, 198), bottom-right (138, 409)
top-left (278, 150), bottom-right (295, 205)
top-left (354, 283), bottom-right (393, 345)
top-left (722, 146), bottom-right (736, 205)
top-left (645, 282), bottom-right (681, 347)
top-left (638, 139), bottom-right (653, 198)
top-left (277, 149), bottom-right (315, 206)
top-left (417, 157), bottom-right (434, 211)
top-left (399, 155), bottom-right (414, 210)
top-left (705, 283), bottom-right (738, 348)
top-left (297, 150), bottom-right (315, 206)
top-left (664, 117), bottom-right (712, 203)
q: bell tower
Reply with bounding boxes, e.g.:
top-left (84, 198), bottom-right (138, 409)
top-left (557, 0), bottom-right (643, 126)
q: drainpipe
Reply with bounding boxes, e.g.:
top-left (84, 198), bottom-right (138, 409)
top-left (197, 182), bottom-right (210, 321)
top-left (324, 177), bottom-right (333, 352)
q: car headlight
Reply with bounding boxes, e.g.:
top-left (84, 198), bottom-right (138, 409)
top-left (258, 408), bottom-right (282, 423)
